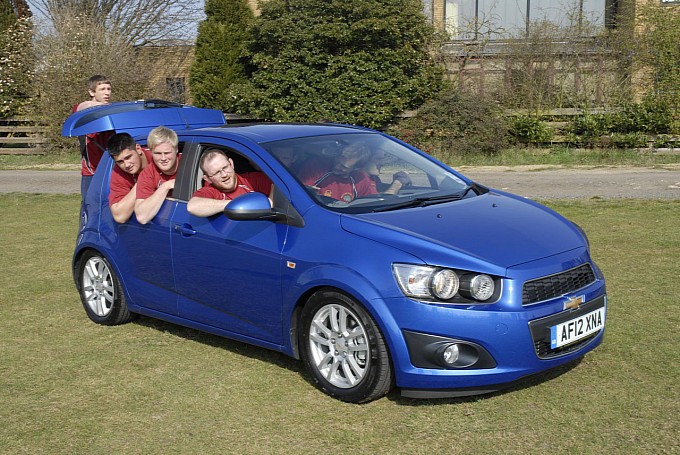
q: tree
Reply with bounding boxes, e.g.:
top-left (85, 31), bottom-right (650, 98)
top-left (190, 0), bottom-right (254, 110)
top-left (28, 0), bottom-right (203, 45)
top-left (236, 0), bottom-right (443, 128)
top-left (0, 8), bottom-right (34, 117)
top-left (28, 0), bottom-right (202, 151)
top-left (634, 2), bottom-right (680, 128)
top-left (31, 13), bottom-right (152, 150)
top-left (1, 0), bottom-right (15, 32)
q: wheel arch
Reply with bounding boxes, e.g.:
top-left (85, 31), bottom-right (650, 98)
top-left (73, 244), bottom-right (127, 296)
top-left (286, 267), bottom-right (402, 364)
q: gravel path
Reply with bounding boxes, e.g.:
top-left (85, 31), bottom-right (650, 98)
top-left (1, 165), bottom-right (679, 199)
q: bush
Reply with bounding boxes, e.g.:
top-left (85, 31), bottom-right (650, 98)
top-left (236, 0), bottom-right (444, 128)
top-left (568, 98), bottom-right (675, 148)
top-left (190, 0), bottom-right (254, 111)
top-left (0, 17), bottom-right (34, 117)
top-left (387, 89), bottom-right (509, 158)
top-left (509, 115), bottom-right (553, 144)
top-left (32, 14), bottom-right (151, 153)
top-left (612, 99), bottom-right (673, 134)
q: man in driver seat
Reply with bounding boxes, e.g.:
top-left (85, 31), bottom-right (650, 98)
top-left (298, 143), bottom-right (410, 202)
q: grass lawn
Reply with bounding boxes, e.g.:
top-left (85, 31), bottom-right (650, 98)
top-left (0, 194), bottom-right (678, 454)
top-left (1, 146), bottom-right (679, 170)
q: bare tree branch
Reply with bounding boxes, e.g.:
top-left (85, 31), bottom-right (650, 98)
top-left (28, 0), bottom-right (203, 44)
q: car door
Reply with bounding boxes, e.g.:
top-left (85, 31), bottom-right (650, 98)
top-left (169, 140), bottom-right (289, 344)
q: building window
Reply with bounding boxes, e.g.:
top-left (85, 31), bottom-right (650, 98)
top-left (166, 78), bottom-right (186, 104)
top-left (444, 0), bottom-right (614, 40)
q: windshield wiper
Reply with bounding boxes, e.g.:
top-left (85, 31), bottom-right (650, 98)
top-left (372, 193), bottom-right (463, 212)
top-left (372, 186), bottom-right (477, 213)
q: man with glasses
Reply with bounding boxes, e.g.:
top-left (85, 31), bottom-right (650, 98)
top-left (187, 149), bottom-right (273, 217)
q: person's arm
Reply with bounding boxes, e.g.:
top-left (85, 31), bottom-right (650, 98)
top-left (187, 196), bottom-right (230, 217)
top-left (383, 171), bottom-right (411, 195)
top-left (134, 179), bottom-right (175, 224)
top-left (110, 184), bottom-right (137, 223)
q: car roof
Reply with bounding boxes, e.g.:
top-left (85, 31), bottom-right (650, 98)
top-left (62, 100), bottom-right (374, 144)
top-left (62, 100), bottom-right (226, 138)
top-left (186, 123), bottom-right (374, 145)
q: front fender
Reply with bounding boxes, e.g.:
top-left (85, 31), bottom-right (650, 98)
top-left (287, 263), bottom-right (412, 377)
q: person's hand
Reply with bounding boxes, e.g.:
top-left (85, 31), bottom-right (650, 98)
top-left (392, 171), bottom-right (411, 186)
top-left (161, 179), bottom-right (176, 191)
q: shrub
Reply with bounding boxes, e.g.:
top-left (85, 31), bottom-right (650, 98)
top-left (237, 0), bottom-right (444, 128)
top-left (32, 14), bottom-right (151, 152)
top-left (604, 132), bottom-right (648, 149)
top-left (568, 98), bottom-right (674, 148)
top-left (0, 17), bottom-right (34, 118)
top-left (509, 115), bottom-right (553, 144)
top-left (612, 99), bottom-right (673, 134)
top-left (387, 89), bottom-right (509, 158)
top-left (190, 0), bottom-right (254, 111)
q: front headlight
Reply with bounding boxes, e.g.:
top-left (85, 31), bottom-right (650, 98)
top-left (392, 264), bottom-right (499, 304)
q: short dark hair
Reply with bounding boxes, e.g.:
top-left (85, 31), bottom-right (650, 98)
top-left (199, 148), bottom-right (228, 173)
top-left (87, 75), bottom-right (111, 92)
top-left (107, 133), bottom-right (137, 158)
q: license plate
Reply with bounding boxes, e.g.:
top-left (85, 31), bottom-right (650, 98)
top-left (550, 307), bottom-right (605, 348)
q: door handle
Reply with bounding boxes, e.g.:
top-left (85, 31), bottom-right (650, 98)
top-left (174, 223), bottom-right (197, 237)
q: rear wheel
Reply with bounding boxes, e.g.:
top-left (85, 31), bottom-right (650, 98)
top-left (299, 289), bottom-right (393, 403)
top-left (76, 251), bottom-right (133, 325)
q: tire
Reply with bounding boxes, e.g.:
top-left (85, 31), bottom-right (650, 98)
top-left (299, 289), bottom-right (393, 403)
top-left (75, 250), bottom-right (133, 325)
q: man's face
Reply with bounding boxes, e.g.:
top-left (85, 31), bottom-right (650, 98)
top-left (332, 150), bottom-right (361, 177)
top-left (152, 142), bottom-right (179, 175)
top-left (203, 155), bottom-right (237, 192)
top-left (89, 83), bottom-right (112, 104)
top-left (113, 145), bottom-right (144, 175)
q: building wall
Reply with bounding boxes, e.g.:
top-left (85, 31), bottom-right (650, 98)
top-left (136, 43), bottom-right (195, 104)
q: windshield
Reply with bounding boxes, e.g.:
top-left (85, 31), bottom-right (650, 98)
top-left (263, 132), bottom-right (480, 213)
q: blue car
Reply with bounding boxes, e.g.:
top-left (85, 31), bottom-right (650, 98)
top-left (63, 100), bottom-right (607, 403)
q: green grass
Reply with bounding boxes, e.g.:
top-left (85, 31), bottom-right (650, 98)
top-left (0, 152), bottom-right (80, 170)
top-left (0, 194), bottom-right (678, 454)
top-left (449, 146), bottom-right (680, 167)
top-left (2, 146), bottom-right (679, 170)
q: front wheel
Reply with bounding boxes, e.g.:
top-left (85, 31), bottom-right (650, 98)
top-left (299, 289), bottom-right (393, 403)
top-left (75, 250), bottom-right (133, 325)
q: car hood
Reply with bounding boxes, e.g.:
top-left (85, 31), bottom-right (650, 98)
top-left (341, 192), bottom-right (585, 272)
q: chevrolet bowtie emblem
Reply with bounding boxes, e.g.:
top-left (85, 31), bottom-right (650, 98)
top-left (564, 295), bottom-right (585, 310)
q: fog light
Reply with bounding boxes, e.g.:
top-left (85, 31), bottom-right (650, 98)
top-left (442, 344), bottom-right (460, 365)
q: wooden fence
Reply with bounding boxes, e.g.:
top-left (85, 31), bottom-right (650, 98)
top-left (0, 118), bottom-right (47, 155)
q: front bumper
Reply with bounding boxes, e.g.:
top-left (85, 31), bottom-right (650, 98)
top-left (381, 281), bottom-right (607, 393)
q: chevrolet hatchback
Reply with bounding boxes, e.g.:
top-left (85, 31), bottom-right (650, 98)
top-left (64, 100), bottom-right (607, 403)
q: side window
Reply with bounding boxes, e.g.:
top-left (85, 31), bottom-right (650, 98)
top-left (194, 145), bottom-right (259, 192)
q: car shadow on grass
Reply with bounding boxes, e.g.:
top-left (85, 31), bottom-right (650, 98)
top-left (133, 314), bottom-right (304, 376)
top-left (133, 314), bottom-right (583, 406)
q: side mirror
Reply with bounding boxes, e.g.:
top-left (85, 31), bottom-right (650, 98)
top-left (224, 192), bottom-right (288, 224)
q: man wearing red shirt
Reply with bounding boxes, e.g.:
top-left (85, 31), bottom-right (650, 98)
top-left (298, 143), bottom-right (377, 202)
top-left (107, 133), bottom-right (152, 223)
top-left (73, 75), bottom-right (113, 200)
top-left (134, 126), bottom-right (180, 224)
top-left (187, 149), bottom-right (273, 217)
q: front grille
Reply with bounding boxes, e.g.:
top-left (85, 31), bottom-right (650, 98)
top-left (522, 263), bottom-right (596, 305)
top-left (533, 333), bottom-right (599, 358)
